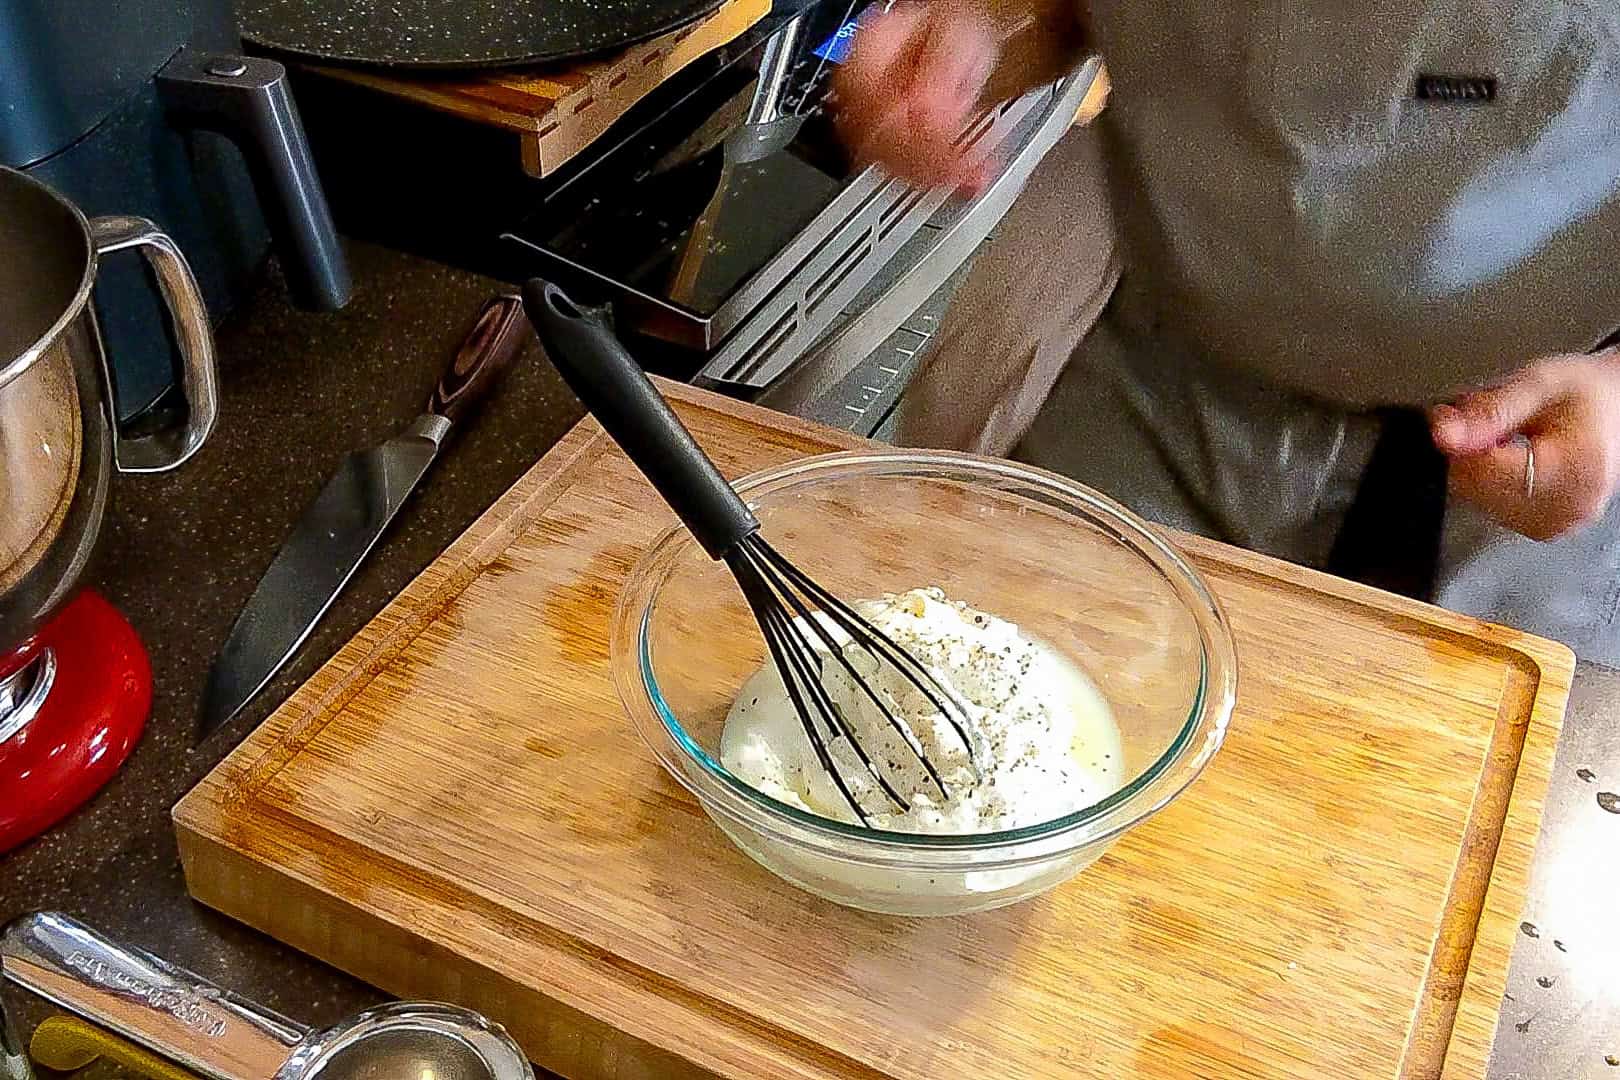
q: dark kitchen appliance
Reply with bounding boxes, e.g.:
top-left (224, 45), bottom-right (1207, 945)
top-left (238, 0), bottom-right (728, 69)
top-left (0, 0), bottom-right (349, 421)
top-left (503, 1), bottom-right (1065, 392)
top-left (268, 0), bottom-right (1082, 408)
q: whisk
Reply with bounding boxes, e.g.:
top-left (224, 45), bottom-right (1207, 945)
top-left (522, 280), bottom-right (977, 824)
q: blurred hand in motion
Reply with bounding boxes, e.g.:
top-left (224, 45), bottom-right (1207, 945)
top-left (1431, 350), bottom-right (1620, 540)
top-left (832, 2), bottom-right (1001, 195)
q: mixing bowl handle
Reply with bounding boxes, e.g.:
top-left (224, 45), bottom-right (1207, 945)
top-left (521, 279), bottom-right (761, 560)
top-left (88, 216), bottom-right (221, 474)
top-left (1, 913), bottom-right (304, 1080)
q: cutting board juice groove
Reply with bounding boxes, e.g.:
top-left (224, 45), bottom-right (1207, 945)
top-left (176, 383), bottom-right (1571, 1080)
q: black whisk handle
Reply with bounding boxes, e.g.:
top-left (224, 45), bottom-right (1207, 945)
top-left (522, 279), bottom-right (760, 559)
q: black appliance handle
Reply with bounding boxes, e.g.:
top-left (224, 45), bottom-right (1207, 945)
top-left (156, 49), bottom-right (351, 312)
top-left (521, 279), bottom-right (760, 560)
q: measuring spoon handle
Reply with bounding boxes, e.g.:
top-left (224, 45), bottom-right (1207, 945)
top-left (2, 912), bottom-right (305, 1080)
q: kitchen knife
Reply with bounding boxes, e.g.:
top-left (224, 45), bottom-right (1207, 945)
top-left (198, 294), bottom-right (530, 740)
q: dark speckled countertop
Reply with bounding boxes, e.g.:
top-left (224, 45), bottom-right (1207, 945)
top-left (1, 240), bottom-right (583, 1075)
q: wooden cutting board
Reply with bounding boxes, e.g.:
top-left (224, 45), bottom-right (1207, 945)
top-left (175, 383), bottom-right (1571, 1080)
top-left (303, 0), bottom-right (769, 178)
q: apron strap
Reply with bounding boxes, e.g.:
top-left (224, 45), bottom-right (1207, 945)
top-left (1326, 407), bottom-right (1448, 603)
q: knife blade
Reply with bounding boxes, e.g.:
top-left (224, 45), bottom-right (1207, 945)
top-left (199, 294), bottom-right (530, 740)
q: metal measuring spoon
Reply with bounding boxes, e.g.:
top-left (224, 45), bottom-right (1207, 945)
top-left (1, 913), bottom-right (533, 1080)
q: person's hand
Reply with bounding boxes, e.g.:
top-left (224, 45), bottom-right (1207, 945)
top-left (832, 2), bottom-right (1000, 195)
top-left (1430, 350), bottom-right (1620, 540)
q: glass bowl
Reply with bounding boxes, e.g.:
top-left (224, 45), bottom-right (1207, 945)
top-left (611, 450), bottom-right (1237, 916)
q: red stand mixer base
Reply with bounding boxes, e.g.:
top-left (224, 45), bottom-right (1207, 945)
top-left (0, 591), bottom-right (152, 854)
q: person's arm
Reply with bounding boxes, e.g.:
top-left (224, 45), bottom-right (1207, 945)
top-left (978, 0), bottom-right (1091, 104)
top-left (833, 0), bottom-right (1089, 194)
top-left (1431, 345), bottom-right (1620, 540)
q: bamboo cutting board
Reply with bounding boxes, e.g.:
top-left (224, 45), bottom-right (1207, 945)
top-left (175, 383), bottom-right (1571, 1080)
top-left (303, 0), bottom-right (769, 178)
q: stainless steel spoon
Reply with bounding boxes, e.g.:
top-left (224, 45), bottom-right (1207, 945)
top-left (1, 912), bottom-right (533, 1080)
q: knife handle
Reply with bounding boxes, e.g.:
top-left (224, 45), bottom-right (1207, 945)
top-left (428, 294), bottom-right (529, 425)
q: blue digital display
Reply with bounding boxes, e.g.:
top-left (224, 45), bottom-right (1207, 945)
top-left (813, 18), bottom-right (861, 63)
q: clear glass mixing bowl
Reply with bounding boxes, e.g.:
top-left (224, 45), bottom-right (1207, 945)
top-left (611, 451), bottom-right (1237, 916)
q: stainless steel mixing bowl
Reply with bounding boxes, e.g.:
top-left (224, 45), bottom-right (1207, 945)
top-left (0, 164), bottom-right (218, 734)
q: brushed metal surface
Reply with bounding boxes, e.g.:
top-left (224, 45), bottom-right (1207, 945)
top-left (1488, 660), bottom-right (1620, 1079)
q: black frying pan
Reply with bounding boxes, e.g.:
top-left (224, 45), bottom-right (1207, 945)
top-left (239, 0), bottom-right (729, 70)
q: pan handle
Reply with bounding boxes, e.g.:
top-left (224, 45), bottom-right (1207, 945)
top-left (1, 913), bottom-right (305, 1080)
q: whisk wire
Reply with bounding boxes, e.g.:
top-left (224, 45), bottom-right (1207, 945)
top-left (764, 601), bottom-right (911, 813)
top-left (737, 539), bottom-right (946, 805)
top-left (523, 279), bottom-right (977, 828)
top-left (734, 546), bottom-right (910, 816)
top-left (731, 558), bottom-right (868, 820)
top-left (752, 539), bottom-right (980, 768)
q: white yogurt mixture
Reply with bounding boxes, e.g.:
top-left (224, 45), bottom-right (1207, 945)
top-left (720, 587), bottom-right (1122, 834)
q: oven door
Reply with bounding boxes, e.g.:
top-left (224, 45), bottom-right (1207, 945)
top-left (504, 1), bottom-right (1096, 399)
top-left (750, 59), bottom-right (1104, 431)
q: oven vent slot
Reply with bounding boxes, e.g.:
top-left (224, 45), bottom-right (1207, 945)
top-left (877, 188), bottom-right (929, 244)
top-left (806, 235), bottom-right (873, 315)
top-left (733, 309), bottom-right (800, 383)
top-left (953, 108), bottom-right (997, 150)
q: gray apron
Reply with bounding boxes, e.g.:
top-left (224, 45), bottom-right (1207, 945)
top-left (912, 1), bottom-right (1620, 661)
